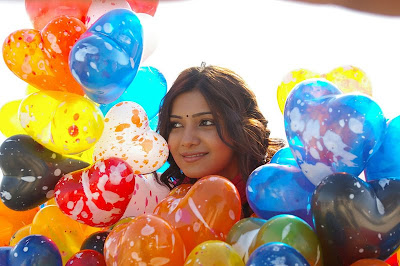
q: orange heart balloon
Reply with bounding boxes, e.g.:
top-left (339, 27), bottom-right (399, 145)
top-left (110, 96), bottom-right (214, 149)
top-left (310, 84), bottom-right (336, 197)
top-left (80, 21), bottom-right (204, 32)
top-left (104, 214), bottom-right (186, 265)
top-left (3, 16), bottom-right (86, 95)
top-left (154, 175), bottom-right (242, 253)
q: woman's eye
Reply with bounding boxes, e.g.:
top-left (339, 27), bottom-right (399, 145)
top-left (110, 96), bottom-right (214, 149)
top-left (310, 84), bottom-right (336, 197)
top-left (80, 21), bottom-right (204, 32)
top-left (200, 119), bottom-right (215, 126)
top-left (170, 121), bottom-right (183, 128)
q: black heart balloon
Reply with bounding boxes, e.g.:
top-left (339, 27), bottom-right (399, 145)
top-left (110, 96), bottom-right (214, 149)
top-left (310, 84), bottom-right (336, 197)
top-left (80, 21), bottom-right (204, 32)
top-left (311, 173), bottom-right (400, 265)
top-left (0, 134), bottom-right (90, 211)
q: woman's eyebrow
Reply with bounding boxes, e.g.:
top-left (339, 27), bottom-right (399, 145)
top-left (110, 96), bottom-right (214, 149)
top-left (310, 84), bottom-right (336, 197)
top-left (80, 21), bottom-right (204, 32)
top-left (170, 112), bottom-right (212, 119)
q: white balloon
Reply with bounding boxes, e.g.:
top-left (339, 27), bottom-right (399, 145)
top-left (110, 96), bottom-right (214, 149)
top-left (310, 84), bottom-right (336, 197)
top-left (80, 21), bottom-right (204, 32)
top-left (137, 13), bottom-right (160, 62)
top-left (86, 0), bottom-right (132, 28)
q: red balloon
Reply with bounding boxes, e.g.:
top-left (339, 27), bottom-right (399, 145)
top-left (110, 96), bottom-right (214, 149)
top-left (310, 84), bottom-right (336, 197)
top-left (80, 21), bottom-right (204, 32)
top-left (66, 250), bottom-right (106, 266)
top-left (351, 259), bottom-right (390, 266)
top-left (25, 0), bottom-right (91, 30)
top-left (55, 157), bottom-right (136, 227)
top-left (126, 0), bottom-right (159, 16)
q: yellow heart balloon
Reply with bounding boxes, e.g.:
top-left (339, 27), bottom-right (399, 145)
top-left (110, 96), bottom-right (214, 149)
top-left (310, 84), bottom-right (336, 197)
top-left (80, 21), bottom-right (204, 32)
top-left (0, 100), bottom-right (26, 137)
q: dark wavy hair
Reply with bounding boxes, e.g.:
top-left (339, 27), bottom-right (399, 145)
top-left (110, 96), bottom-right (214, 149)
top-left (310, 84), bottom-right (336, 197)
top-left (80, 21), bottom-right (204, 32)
top-left (157, 65), bottom-right (285, 189)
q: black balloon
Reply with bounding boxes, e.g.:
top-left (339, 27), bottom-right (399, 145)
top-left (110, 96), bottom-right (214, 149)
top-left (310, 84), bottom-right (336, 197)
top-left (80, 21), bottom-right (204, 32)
top-left (311, 173), bottom-right (400, 266)
top-left (81, 231), bottom-right (109, 255)
top-left (0, 135), bottom-right (90, 210)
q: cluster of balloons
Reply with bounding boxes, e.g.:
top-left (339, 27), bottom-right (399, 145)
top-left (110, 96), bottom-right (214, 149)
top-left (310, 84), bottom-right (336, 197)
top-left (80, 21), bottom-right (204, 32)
top-left (0, 0), bottom-right (399, 264)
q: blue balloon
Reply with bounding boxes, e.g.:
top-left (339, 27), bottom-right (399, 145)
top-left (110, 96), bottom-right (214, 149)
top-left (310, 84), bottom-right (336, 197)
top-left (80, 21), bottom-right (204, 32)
top-left (247, 242), bottom-right (310, 266)
top-left (100, 66), bottom-right (167, 119)
top-left (0, 247), bottom-right (12, 264)
top-left (284, 78), bottom-right (386, 186)
top-left (6, 235), bottom-right (62, 266)
top-left (270, 147), bottom-right (298, 166)
top-left (365, 115), bottom-right (400, 181)
top-left (247, 163), bottom-right (315, 228)
top-left (69, 9), bottom-right (143, 104)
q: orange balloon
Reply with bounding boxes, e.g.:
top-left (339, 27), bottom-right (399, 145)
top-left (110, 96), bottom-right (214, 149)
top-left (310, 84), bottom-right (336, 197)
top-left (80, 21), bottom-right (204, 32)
top-left (0, 200), bottom-right (38, 246)
top-left (9, 224), bottom-right (31, 246)
top-left (104, 214), bottom-right (186, 265)
top-left (154, 175), bottom-right (242, 253)
top-left (351, 259), bottom-right (390, 266)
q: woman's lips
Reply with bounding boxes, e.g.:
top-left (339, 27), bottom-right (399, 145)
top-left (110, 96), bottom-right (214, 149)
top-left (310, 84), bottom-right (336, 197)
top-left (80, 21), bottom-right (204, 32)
top-left (181, 152), bottom-right (208, 163)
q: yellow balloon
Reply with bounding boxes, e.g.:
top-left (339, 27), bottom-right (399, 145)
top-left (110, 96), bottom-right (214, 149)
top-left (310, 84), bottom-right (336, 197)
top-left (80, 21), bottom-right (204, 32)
top-left (9, 224), bottom-right (31, 246)
top-left (324, 65), bottom-right (372, 96)
top-left (0, 100), bottom-right (25, 137)
top-left (277, 69), bottom-right (320, 114)
top-left (184, 240), bottom-right (245, 266)
top-left (31, 205), bottom-right (86, 264)
top-left (19, 91), bottom-right (104, 155)
top-left (26, 85), bottom-right (39, 95)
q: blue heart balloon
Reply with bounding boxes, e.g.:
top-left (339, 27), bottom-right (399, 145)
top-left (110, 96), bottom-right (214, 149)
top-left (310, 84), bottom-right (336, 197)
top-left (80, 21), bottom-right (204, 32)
top-left (247, 242), bottom-right (310, 266)
top-left (284, 78), bottom-right (386, 185)
top-left (246, 163), bottom-right (315, 227)
top-left (365, 115), bottom-right (400, 181)
top-left (5, 235), bottom-right (62, 266)
top-left (69, 9), bottom-right (143, 104)
top-left (270, 147), bottom-right (298, 166)
top-left (100, 66), bottom-right (167, 119)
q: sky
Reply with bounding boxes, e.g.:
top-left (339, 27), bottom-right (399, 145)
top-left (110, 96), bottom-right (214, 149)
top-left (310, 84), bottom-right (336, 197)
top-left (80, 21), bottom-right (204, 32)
top-left (0, 0), bottom-right (400, 143)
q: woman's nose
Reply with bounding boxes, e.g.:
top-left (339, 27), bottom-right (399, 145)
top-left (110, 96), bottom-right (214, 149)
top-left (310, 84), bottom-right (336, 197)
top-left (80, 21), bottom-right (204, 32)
top-left (181, 127), bottom-right (200, 147)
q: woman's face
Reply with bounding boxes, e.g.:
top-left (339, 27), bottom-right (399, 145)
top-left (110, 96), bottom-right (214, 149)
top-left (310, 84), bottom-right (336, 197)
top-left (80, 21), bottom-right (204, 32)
top-left (168, 90), bottom-right (238, 180)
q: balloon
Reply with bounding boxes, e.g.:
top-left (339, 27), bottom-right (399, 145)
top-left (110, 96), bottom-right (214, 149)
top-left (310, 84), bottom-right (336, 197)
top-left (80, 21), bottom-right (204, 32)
top-left (121, 173), bottom-right (169, 219)
top-left (69, 9), bottom-right (143, 104)
top-left (0, 135), bottom-right (89, 210)
top-left (4, 235), bottom-right (62, 266)
top-left (351, 259), bottom-right (390, 266)
top-left (9, 224), bottom-right (31, 247)
top-left (93, 101), bottom-right (168, 174)
top-left (284, 78), bottom-right (386, 185)
top-left (104, 214), bottom-right (186, 265)
top-left (127, 0), bottom-right (159, 16)
top-left (30, 205), bottom-right (88, 264)
top-left (3, 16), bottom-right (86, 95)
top-left (99, 66), bottom-right (167, 120)
top-left (81, 231), bottom-right (110, 255)
top-left (365, 115), bottom-right (400, 181)
top-left (324, 65), bottom-right (373, 96)
top-left (226, 217), bottom-right (267, 262)
top-left (25, 0), bottom-right (91, 29)
top-left (85, 0), bottom-right (132, 28)
top-left (277, 69), bottom-right (320, 114)
top-left (55, 158), bottom-right (135, 227)
top-left (247, 242), bottom-right (310, 266)
top-left (0, 100), bottom-right (25, 137)
top-left (137, 13), bottom-right (160, 62)
top-left (269, 146), bottom-right (298, 166)
top-left (19, 91), bottom-right (104, 155)
top-left (277, 66), bottom-right (373, 114)
top-left (386, 250), bottom-right (399, 266)
top-left (249, 215), bottom-right (322, 266)
top-left (184, 240), bottom-right (244, 266)
top-left (0, 247), bottom-right (12, 263)
top-left (246, 163), bottom-right (315, 227)
top-left (66, 249), bottom-right (106, 266)
top-left (311, 173), bottom-right (400, 265)
top-left (154, 175), bottom-right (242, 253)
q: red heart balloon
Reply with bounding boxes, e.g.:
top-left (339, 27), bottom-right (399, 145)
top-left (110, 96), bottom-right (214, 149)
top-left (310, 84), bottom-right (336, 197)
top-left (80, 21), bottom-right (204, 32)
top-left (25, 0), bottom-right (92, 30)
top-left (3, 16), bottom-right (86, 95)
top-left (154, 175), bottom-right (242, 253)
top-left (55, 157), bottom-right (135, 227)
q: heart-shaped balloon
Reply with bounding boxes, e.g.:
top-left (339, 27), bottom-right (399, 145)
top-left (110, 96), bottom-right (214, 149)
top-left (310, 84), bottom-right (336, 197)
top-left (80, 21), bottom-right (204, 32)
top-left (81, 231), bottom-right (109, 255)
top-left (277, 66), bottom-right (373, 114)
top-left (154, 175), bottom-right (242, 253)
top-left (121, 173), bottom-right (169, 219)
top-left (0, 135), bottom-right (89, 211)
top-left (69, 9), bottom-right (143, 104)
top-left (85, 0), bottom-right (132, 28)
top-left (269, 146), bottom-right (298, 167)
top-left (0, 235), bottom-right (62, 266)
top-left (93, 101), bottom-right (168, 174)
top-left (126, 0), bottom-right (159, 16)
top-left (55, 157), bottom-right (135, 227)
top-left (365, 115), bottom-right (400, 181)
top-left (3, 16), bottom-right (86, 95)
top-left (104, 214), bottom-right (186, 265)
top-left (66, 249), bottom-right (106, 266)
top-left (0, 100), bottom-right (25, 138)
top-left (311, 173), bottom-right (400, 265)
top-left (25, 0), bottom-right (91, 30)
top-left (284, 79), bottom-right (386, 185)
top-left (246, 163), bottom-right (315, 227)
top-left (19, 90), bottom-right (104, 155)
top-left (184, 240), bottom-right (244, 266)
